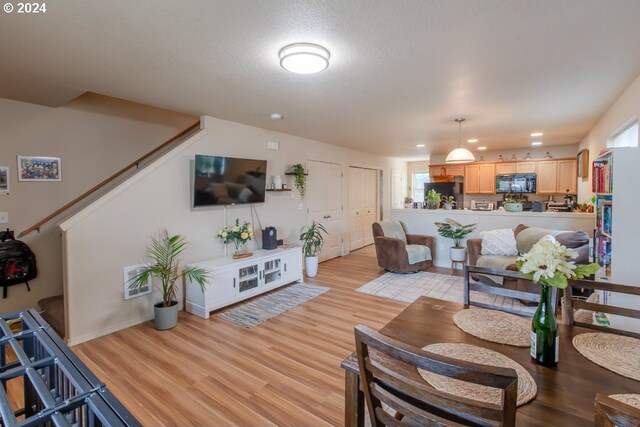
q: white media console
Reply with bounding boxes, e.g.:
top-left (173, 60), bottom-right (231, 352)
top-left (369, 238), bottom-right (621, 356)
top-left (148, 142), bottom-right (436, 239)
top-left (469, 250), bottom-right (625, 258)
top-left (185, 246), bottom-right (304, 319)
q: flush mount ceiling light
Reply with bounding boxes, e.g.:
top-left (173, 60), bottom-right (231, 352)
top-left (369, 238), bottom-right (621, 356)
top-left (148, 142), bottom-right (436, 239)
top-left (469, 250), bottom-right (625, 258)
top-left (477, 146), bottom-right (487, 151)
top-left (279, 43), bottom-right (330, 74)
top-left (531, 141), bottom-right (543, 146)
top-left (445, 118), bottom-right (476, 164)
top-left (416, 144), bottom-right (426, 148)
top-left (467, 139), bottom-right (478, 143)
top-left (530, 132), bottom-right (544, 137)
top-left (270, 113), bottom-right (283, 120)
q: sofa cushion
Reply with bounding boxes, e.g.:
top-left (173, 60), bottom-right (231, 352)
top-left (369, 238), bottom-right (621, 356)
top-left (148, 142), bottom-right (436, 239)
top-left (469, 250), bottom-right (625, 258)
top-left (480, 229), bottom-right (518, 256)
top-left (378, 219), bottom-right (407, 243)
top-left (516, 227), bottom-right (565, 254)
top-left (476, 255), bottom-right (518, 285)
top-left (406, 244), bottom-right (432, 265)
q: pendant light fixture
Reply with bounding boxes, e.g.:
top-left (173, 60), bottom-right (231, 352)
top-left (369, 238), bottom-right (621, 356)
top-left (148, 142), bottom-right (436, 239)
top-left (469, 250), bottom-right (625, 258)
top-left (445, 118), bottom-right (476, 164)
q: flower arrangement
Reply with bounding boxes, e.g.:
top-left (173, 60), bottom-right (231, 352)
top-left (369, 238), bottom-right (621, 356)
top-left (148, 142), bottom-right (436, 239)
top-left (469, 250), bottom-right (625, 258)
top-left (425, 189), bottom-right (441, 209)
top-left (434, 219), bottom-right (476, 248)
top-left (217, 219), bottom-right (254, 255)
top-left (516, 235), bottom-right (599, 288)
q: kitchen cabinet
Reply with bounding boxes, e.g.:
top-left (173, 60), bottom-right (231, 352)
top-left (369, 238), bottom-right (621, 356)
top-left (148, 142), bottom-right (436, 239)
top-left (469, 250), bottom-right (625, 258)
top-left (516, 162), bottom-right (536, 173)
top-left (557, 159), bottom-right (577, 194)
top-left (185, 247), bottom-right (303, 319)
top-left (537, 159), bottom-right (577, 194)
top-left (495, 163), bottom-right (516, 174)
top-left (464, 163), bottom-right (495, 194)
top-left (429, 165), bottom-right (464, 178)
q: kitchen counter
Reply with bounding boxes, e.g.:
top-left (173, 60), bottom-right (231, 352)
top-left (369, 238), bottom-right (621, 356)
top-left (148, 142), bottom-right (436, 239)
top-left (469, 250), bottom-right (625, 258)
top-left (391, 208), bottom-right (594, 269)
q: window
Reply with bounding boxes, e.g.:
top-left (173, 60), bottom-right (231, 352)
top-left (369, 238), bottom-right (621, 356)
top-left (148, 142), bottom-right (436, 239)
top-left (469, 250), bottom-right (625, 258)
top-left (608, 121), bottom-right (638, 148)
top-left (412, 172), bottom-right (430, 202)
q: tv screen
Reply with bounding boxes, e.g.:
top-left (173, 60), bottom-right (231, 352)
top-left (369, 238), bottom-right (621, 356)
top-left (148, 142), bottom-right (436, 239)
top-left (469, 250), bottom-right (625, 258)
top-left (193, 155), bottom-right (267, 207)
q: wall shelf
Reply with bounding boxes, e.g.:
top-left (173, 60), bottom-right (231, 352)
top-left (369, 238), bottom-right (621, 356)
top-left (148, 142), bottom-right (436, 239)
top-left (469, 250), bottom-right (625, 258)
top-left (284, 172), bottom-right (308, 176)
top-left (266, 189), bottom-right (291, 192)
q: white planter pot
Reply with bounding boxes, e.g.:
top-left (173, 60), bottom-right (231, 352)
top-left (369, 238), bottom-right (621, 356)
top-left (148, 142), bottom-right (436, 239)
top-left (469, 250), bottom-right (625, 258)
top-left (450, 247), bottom-right (467, 262)
top-left (305, 256), bottom-right (319, 277)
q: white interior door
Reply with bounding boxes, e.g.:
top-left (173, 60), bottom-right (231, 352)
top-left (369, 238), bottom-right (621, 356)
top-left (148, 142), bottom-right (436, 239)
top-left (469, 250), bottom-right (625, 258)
top-left (307, 160), bottom-right (343, 262)
top-left (349, 167), bottom-right (364, 251)
top-left (362, 168), bottom-right (378, 246)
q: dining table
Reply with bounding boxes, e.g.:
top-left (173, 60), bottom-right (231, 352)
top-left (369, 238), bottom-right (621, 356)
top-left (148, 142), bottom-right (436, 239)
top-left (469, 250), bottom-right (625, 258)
top-left (341, 296), bottom-right (639, 426)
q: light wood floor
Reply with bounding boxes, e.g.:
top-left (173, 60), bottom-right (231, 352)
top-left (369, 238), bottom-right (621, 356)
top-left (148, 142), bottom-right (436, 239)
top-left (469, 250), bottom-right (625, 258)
top-left (66, 246), bottom-right (451, 426)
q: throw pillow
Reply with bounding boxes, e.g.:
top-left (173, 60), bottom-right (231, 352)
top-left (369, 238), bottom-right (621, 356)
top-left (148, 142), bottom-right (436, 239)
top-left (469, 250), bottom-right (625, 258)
top-left (480, 229), bottom-right (518, 256)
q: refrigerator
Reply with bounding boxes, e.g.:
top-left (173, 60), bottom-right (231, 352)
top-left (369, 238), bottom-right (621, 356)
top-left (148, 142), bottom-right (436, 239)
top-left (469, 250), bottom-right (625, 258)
top-left (425, 181), bottom-right (464, 209)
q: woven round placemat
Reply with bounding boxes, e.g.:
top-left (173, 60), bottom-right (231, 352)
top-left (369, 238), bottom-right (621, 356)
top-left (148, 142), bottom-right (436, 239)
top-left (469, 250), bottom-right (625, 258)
top-left (610, 394), bottom-right (640, 409)
top-left (452, 309), bottom-right (531, 347)
top-left (572, 333), bottom-right (640, 381)
top-left (418, 343), bottom-right (537, 406)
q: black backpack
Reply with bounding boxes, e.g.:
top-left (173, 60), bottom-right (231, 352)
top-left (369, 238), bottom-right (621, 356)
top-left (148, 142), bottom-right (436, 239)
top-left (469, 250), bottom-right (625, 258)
top-left (0, 236), bottom-right (37, 298)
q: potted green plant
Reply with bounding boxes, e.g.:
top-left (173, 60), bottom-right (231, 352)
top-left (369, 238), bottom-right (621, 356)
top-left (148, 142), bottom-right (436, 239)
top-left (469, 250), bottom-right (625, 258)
top-left (504, 197), bottom-right (524, 212)
top-left (425, 189), bottom-right (441, 209)
top-left (434, 219), bottom-right (477, 262)
top-left (291, 163), bottom-right (307, 199)
top-left (442, 195), bottom-right (456, 210)
top-left (299, 221), bottom-right (327, 277)
top-left (217, 219), bottom-right (255, 258)
top-left (130, 229), bottom-right (209, 330)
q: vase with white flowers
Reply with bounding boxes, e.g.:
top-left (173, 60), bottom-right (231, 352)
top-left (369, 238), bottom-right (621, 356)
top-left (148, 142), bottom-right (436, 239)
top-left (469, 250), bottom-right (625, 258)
top-left (217, 219), bottom-right (255, 259)
top-left (517, 235), bottom-right (599, 367)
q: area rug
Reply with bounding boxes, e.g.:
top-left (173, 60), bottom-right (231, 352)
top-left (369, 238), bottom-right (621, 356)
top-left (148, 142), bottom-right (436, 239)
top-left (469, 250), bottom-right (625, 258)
top-left (218, 283), bottom-right (329, 328)
top-left (356, 271), bottom-right (535, 314)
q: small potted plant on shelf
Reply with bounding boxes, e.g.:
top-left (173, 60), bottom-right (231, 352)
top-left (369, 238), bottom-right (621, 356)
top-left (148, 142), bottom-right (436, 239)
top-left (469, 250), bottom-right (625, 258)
top-left (217, 219), bottom-right (255, 259)
top-left (442, 195), bottom-right (456, 210)
top-left (299, 221), bottom-right (327, 278)
top-left (129, 229), bottom-right (209, 330)
top-left (291, 164), bottom-right (307, 199)
top-left (425, 189), bottom-right (441, 209)
top-left (434, 219), bottom-right (476, 262)
top-left (504, 197), bottom-right (525, 212)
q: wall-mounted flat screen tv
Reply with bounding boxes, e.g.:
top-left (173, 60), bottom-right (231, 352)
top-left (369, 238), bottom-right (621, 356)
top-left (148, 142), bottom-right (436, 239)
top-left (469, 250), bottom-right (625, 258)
top-left (193, 155), bottom-right (267, 207)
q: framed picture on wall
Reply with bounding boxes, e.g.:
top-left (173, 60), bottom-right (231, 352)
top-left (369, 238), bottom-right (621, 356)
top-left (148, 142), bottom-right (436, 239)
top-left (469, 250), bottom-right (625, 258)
top-left (0, 166), bottom-right (9, 194)
top-left (17, 156), bottom-right (62, 182)
top-left (577, 149), bottom-right (589, 179)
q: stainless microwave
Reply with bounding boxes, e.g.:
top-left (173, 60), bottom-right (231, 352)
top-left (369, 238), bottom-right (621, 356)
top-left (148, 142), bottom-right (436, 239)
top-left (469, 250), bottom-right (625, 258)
top-left (495, 173), bottom-right (537, 193)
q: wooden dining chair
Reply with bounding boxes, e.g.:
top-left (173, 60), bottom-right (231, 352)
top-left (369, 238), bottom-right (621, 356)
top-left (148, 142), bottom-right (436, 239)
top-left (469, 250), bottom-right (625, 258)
top-left (464, 265), bottom-right (541, 317)
top-left (562, 279), bottom-right (640, 339)
top-left (595, 393), bottom-right (640, 427)
top-left (354, 324), bottom-right (519, 427)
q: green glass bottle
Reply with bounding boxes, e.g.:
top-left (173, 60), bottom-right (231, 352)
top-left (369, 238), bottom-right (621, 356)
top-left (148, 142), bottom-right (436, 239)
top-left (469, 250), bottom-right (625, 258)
top-left (530, 285), bottom-right (558, 367)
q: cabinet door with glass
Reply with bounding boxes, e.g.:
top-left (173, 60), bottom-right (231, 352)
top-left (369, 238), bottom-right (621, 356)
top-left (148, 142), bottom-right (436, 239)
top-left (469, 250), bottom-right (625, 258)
top-left (263, 258), bottom-right (283, 288)
top-left (238, 263), bottom-right (260, 294)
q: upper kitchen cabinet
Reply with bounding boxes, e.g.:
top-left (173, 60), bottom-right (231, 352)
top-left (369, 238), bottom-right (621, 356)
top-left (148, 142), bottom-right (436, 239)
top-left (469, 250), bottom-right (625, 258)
top-left (516, 162), bottom-right (536, 173)
top-left (537, 159), bottom-right (577, 194)
top-left (464, 163), bottom-right (495, 194)
top-left (429, 165), bottom-right (465, 178)
top-left (495, 163), bottom-right (516, 174)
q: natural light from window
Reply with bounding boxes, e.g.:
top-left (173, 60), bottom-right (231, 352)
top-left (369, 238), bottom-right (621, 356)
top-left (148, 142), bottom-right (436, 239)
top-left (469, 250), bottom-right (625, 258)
top-left (412, 172), bottom-right (430, 202)
top-left (608, 121), bottom-right (638, 148)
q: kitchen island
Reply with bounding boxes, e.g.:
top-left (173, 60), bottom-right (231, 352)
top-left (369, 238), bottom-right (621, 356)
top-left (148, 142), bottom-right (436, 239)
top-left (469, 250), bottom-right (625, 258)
top-left (391, 208), bottom-right (595, 269)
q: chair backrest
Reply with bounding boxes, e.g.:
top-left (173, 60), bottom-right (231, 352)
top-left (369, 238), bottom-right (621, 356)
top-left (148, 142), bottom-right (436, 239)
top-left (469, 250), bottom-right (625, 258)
top-left (595, 393), bottom-right (640, 427)
top-left (354, 324), bottom-right (518, 427)
top-left (373, 220), bottom-right (407, 243)
top-left (464, 265), bottom-right (541, 317)
top-left (562, 279), bottom-right (640, 339)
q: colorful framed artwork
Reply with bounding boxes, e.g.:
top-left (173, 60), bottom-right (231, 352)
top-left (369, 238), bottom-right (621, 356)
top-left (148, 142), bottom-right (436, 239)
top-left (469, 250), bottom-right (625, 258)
top-left (17, 156), bottom-right (62, 182)
top-left (0, 166), bottom-right (9, 194)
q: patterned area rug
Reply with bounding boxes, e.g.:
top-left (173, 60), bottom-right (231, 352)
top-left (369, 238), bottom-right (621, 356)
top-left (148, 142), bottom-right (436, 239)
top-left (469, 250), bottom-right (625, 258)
top-left (218, 283), bottom-right (329, 328)
top-left (356, 271), bottom-right (535, 314)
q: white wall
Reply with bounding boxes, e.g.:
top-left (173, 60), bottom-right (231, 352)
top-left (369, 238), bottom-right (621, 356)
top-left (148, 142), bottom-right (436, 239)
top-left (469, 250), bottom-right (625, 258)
top-left (0, 94), bottom-right (197, 313)
top-left (577, 74), bottom-right (640, 201)
top-left (60, 116), bottom-right (405, 345)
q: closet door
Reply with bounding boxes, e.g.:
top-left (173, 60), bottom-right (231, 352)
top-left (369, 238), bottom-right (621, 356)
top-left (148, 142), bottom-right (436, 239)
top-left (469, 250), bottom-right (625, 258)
top-left (349, 167), bottom-right (364, 250)
top-left (362, 168), bottom-right (378, 246)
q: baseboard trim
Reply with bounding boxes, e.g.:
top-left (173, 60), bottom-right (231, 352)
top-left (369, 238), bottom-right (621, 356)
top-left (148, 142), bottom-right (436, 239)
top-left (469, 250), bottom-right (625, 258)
top-left (66, 314), bottom-right (154, 346)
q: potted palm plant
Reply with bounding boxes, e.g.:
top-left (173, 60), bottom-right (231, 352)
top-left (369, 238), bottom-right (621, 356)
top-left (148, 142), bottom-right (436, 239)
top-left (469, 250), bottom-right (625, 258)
top-left (299, 221), bottom-right (327, 278)
top-left (434, 219), bottom-right (477, 262)
top-left (130, 229), bottom-right (209, 330)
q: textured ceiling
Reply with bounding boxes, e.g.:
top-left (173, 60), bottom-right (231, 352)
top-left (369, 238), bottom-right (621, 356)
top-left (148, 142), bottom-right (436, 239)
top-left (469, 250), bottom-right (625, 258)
top-left (1, 0), bottom-right (640, 158)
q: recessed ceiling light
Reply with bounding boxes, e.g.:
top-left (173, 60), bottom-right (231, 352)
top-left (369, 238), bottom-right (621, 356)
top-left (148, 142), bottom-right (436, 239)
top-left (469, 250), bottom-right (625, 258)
top-left (416, 144), bottom-right (426, 148)
top-left (467, 139), bottom-right (478, 143)
top-left (531, 141), bottom-right (543, 146)
top-left (279, 43), bottom-right (330, 74)
top-left (477, 146), bottom-right (487, 151)
top-left (270, 113), bottom-right (283, 120)
top-left (530, 132), bottom-right (543, 137)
